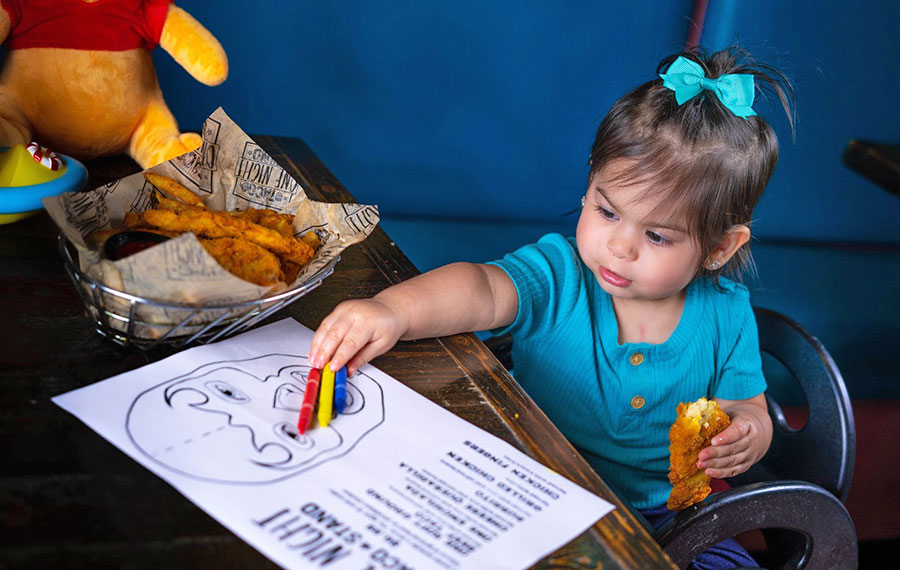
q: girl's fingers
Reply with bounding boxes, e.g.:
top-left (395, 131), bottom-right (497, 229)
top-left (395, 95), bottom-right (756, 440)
top-left (705, 464), bottom-right (746, 479)
top-left (345, 357), bottom-right (366, 378)
top-left (698, 444), bottom-right (752, 476)
top-left (705, 448), bottom-right (752, 478)
top-left (712, 420), bottom-right (750, 446)
top-left (311, 311), bottom-right (358, 369)
top-left (345, 340), bottom-right (392, 376)
top-left (309, 299), bottom-right (402, 372)
top-left (329, 325), bottom-right (373, 372)
top-left (310, 311), bottom-right (342, 365)
top-left (697, 433), bottom-right (751, 466)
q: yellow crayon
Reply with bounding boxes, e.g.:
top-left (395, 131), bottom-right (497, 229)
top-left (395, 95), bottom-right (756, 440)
top-left (318, 363), bottom-right (335, 428)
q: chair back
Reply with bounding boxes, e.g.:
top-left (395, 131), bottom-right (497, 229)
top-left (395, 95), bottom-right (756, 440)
top-left (727, 307), bottom-right (856, 502)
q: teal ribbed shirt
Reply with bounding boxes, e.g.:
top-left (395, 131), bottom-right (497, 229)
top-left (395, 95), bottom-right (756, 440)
top-left (487, 234), bottom-right (766, 510)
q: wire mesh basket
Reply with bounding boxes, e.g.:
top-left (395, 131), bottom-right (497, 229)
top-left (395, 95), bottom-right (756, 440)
top-left (59, 235), bottom-right (338, 350)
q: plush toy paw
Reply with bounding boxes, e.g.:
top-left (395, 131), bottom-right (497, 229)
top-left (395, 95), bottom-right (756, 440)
top-left (179, 132), bottom-right (203, 150)
top-left (128, 101), bottom-right (204, 168)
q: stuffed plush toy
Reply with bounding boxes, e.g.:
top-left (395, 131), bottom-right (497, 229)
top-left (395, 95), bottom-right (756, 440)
top-left (0, 0), bottom-right (228, 169)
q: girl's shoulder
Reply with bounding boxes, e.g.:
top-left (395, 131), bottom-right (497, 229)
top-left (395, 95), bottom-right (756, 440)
top-left (693, 276), bottom-right (754, 326)
top-left (501, 233), bottom-right (580, 267)
top-left (490, 233), bottom-right (588, 295)
top-left (536, 232), bottom-right (578, 252)
top-left (695, 275), bottom-right (751, 302)
top-left (692, 277), bottom-right (758, 350)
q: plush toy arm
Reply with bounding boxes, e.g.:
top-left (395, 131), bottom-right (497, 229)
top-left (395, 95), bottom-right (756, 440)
top-left (159, 5), bottom-right (228, 86)
top-left (0, 6), bottom-right (11, 45)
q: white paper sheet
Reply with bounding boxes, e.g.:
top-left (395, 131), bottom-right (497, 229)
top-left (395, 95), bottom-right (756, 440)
top-left (53, 319), bottom-right (613, 569)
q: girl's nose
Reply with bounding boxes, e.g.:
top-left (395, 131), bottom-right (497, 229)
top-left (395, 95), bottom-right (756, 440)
top-left (607, 229), bottom-right (637, 260)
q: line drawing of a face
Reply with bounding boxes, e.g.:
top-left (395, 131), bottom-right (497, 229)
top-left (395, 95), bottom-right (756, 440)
top-left (126, 353), bottom-right (385, 484)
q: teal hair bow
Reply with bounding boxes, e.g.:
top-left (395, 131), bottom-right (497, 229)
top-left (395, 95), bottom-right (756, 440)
top-left (659, 56), bottom-right (757, 118)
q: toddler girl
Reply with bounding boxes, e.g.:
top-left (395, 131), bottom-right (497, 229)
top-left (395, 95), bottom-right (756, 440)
top-left (310, 47), bottom-right (794, 570)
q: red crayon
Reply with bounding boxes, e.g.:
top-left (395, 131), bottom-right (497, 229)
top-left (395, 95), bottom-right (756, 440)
top-left (297, 368), bottom-right (322, 435)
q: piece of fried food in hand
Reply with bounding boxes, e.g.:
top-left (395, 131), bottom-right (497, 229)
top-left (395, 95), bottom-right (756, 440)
top-left (144, 172), bottom-right (206, 208)
top-left (667, 397), bottom-right (731, 510)
top-left (140, 208), bottom-right (315, 266)
top-left (199, 237), bottom-right (285, 286)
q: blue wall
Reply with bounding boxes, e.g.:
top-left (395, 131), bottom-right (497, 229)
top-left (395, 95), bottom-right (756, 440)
top-left (156, 0), bottom-right (691, 222)
top-left (158, 0), bottom-right (899, 244)
top-left (699, 0), bottom-right (900, 243)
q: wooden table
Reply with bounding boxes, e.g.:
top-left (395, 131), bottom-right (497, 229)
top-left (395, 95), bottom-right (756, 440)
top-left (0, 136), bottom-right (676, 570)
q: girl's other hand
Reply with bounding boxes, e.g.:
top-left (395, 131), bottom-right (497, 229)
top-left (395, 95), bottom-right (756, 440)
top-left (699, 394), bottom-right (773, 479)
top-left (309, 298), bottom-right (408, 376)
top-left (696, 417), bottom-right (756, 479)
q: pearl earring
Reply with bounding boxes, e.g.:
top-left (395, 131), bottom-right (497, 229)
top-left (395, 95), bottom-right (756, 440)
top-left (581, 196), bottom-right (586, 207)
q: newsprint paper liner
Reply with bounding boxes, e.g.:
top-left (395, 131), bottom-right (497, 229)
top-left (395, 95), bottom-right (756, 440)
top-left (43, 108), bottom-right (379, 340)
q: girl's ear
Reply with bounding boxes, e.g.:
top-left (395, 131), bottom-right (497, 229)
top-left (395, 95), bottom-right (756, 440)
top-left (705, 225), bottom-right (751, 270)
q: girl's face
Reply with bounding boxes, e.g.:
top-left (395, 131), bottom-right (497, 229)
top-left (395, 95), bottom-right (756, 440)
top-left (575, 159), bottom-right (704, 305)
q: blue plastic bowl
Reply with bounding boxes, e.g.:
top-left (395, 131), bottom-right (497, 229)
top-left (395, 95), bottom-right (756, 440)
top-left (0, 153), bottom-right (89, 224)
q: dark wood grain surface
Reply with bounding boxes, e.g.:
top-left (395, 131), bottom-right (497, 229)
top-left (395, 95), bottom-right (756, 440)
top-left (0, 136), bottom-right (676, 570)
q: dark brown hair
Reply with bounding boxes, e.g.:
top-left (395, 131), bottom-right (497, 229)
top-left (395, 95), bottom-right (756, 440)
top-left (588, 47), bottom-right (795, 284)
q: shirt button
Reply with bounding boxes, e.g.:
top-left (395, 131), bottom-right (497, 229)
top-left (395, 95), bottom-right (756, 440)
top-left (629, 352), bottom-right (644, 366)
top-left (631, 395), bottom-right (646, 409)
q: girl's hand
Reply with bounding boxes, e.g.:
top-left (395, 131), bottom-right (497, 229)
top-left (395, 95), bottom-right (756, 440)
top-left (699, 394), bottom-right (773, 479)
top-left (309, 298), bottom-right (408, 376)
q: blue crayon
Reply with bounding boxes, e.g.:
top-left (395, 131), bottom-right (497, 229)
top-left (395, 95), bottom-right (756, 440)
top-left (334, 366), bottom-right (348, 413)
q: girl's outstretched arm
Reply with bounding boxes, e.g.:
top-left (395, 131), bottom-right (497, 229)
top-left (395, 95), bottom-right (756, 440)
top-left (700, 393), bottom-right (773, 479)
top-left (309, 262), bottom-right (517, 375)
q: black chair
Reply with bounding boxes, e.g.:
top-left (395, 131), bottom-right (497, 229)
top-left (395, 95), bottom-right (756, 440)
top-left (484, 307), bottom-right (858, 570)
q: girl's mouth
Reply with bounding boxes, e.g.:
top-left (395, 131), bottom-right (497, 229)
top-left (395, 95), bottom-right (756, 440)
top-left (598, 266), bottom-right (632, 287)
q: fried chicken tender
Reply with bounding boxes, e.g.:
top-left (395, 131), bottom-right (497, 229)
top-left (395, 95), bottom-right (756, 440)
top-left (255, 209), bottom-right (295, 237)
top-left (199, 238), bottom-right (284, 286)
top-left (153, 199), bottom-right (299, 240)
top-left (154, 192), bottom-right (204, 213)
top-left (229, 208), bottom-right (295, 237)
top-left (280, 261), bottom-right (301, 284)
top-left (667, 397), bottom-right (731, 510)
top-left (280, 232), bottom-right (322, 283)
top-left (140, 208), bottom-right (315, 266)
top-left (144, 172), bottom-right (206, 208)
top-left (117, 212), bottom-right (181, 238)
top-left (300, 230), bottom-right (320, 250)
top-left (123, 211), bottom-right (144, 229)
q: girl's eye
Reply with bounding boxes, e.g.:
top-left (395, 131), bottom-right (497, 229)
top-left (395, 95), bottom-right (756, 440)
top-left (646, 231), bottom-right (672, 246)
top-left (594, 205), bottom-right (617, 221)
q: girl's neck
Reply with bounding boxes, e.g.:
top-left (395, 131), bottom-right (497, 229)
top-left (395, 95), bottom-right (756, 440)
top-left (611, 290), bottom-right (686, 345)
